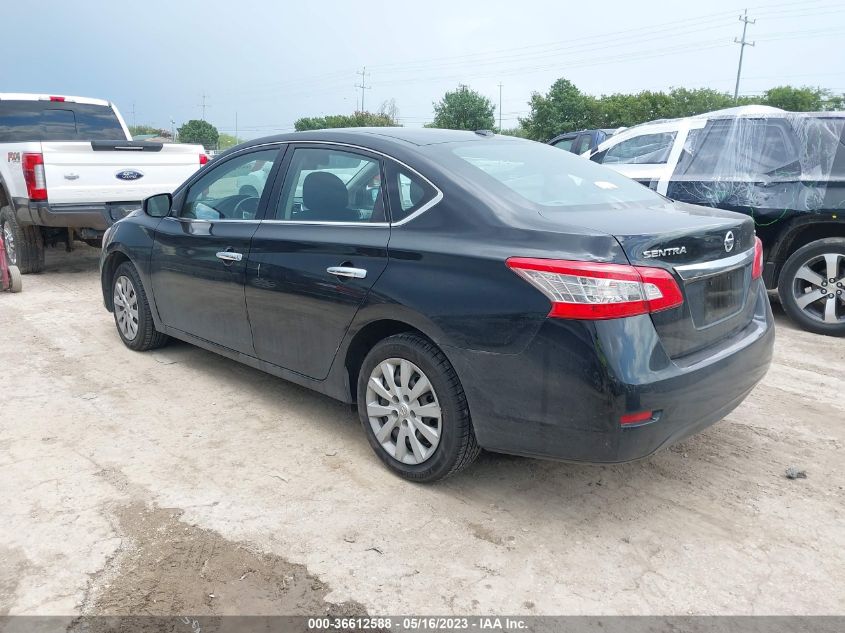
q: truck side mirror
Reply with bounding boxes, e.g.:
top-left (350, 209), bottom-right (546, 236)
top-left (144, 193), bottom-right (172, 218)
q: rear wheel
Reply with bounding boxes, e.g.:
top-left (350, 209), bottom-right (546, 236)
top-left (111, 261), bottom-right (169, 351)
top-left (778, 238), bottom-right (845, 336)
top-left (357, 333), bottom-right (480, 482)
top-left (0, 206), bottom-right (44, 274)
top-left (8, 265), bottom-right (22, 293)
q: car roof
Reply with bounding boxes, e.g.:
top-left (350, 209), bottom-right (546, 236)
top-left (246, 127), bottom-right (513, 148)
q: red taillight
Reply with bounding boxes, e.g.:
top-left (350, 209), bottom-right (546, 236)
top-left (22, 153), bottom-right (47, 201)
top-left (199, 153), bottom-right (209, 165)
top-left (49, 96), bottom-right (65, 102)
top-left (752, 236), bottom-right (763, 280)
top-left (506, 258), bottom-right (684, 320)
top-left (620, 410), bottom-right (654, 426)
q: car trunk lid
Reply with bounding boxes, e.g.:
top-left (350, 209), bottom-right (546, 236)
top-left (540, 201), bottom-right (758, 357)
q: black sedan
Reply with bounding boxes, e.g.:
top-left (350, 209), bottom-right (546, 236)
top-left (100, 128), bottom-right (774, 482)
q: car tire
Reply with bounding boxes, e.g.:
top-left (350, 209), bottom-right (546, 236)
top-left (778, 237), bottom-right (845, 336)
top-left (111, 261), bottom-right (169, 351)
top-left (357, 333), bottom-right (481, 482)
top-left (8, 265), bottom-right (22, 293)
top-left (1, 206), bottom-right (45, 274)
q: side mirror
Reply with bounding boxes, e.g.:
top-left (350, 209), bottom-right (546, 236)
top-left (144, 193), bottom-right (172, 218)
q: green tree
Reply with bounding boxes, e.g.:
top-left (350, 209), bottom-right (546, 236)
top-left (520, 79), bottom-right (597, 141)
top-left (429, 85), bottom-right (495, 131)
top-left (762, 86), bottom-right (833, 111)
top-left (665, 88), bottom-right (741, 117)
top-left (499, 126), bottom-right (528, 138)
top-left (129, 124), bottom-right (171, 139)
top-left (177, 119), bottom-right (219, 149)
top-left (294, 111), bottom-right (398, 131)
top-left (217, 133), bottom-right (242, 150)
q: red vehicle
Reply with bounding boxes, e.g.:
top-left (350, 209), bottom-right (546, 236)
top-left (1, 232), bottom-right (22, 292)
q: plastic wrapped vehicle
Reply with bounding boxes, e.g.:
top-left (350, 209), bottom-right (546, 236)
top-left (590, 106), bottom-right (845, 336)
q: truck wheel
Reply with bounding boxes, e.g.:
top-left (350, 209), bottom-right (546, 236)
top-left (9, 265), bottom-right (22, 293)
top-left (112, 261), bottom-right (169, 351)
top-left (778, 237), bottom-right (845, 336)
top-left (0, 206), bottom-right (45, 274)
top-left (357, 333), bottom-right (481, 482)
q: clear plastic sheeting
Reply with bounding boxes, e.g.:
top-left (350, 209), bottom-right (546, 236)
top-left (666, 113), bottom-right (845, 219)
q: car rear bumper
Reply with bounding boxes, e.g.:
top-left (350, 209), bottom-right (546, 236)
top-left (13, 197), bottom-right (141, 231)
top-left (447, 280), bottom-right (775, 463)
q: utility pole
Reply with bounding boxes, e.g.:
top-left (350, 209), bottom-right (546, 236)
top-left (498, 83), bottom-right (503, 132)
top-left (734, 9), bottom-right (756, 101)
top-left (355, 67), bottom-right (371, 113)
top-left (234, 111), bottom-right (238, 144)
top-left (199, 93), bottom-right (210, 121)
top-left (131, 102), bottom-right (136, 129)
top-left (170, 118), bottom-right (176, 141)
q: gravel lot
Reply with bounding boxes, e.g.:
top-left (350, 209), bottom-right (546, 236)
top-left (1, 245), bottom-right (843, 616)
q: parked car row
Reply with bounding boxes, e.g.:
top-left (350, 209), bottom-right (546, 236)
top-left (551, 106), bottom-right (845, 336)
top-left (12, 93), bottom-right (845, 481)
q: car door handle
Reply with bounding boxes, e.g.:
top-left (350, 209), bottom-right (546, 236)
top-left (326, 266), bottom-right (367, 279)
top-left (216, 251), bottom-right (243, 262)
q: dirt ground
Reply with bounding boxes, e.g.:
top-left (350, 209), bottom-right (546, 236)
top-left (0, 245), bottom-right (843, 617)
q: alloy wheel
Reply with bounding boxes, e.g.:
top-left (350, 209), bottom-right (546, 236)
top-left (366, 358), bottom-right (442, 465)
top-left (2, 221), bottom-right (15, 266)
top-left (791, 252), bottom-right (845, 325)
top-left (113, 275), bottom-right (140, 340)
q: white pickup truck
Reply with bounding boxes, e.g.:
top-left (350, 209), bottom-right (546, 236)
top-left (0, 93), bottom-right (207, 272)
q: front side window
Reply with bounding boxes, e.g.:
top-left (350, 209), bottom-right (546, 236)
top-left (597, 131), bottom-right (677, 165)
top-left (445, 140), bottom-right (659, 208)
top-left (181, 148), bottom-right (278, 220)
top-left (275, 147), bottom-right (384, 223)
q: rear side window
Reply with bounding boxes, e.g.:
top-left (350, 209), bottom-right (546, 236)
top-left (552, 137), bottom-right (575, 151)
top-left (596, 132), bottom-right (677, 165)
top-left (385, 163), bottom-right (438, 223)
top-left (675, 118), bottom-right (801, 180)
top-left (275, 147), bottom-right (385, 223)
top-left (0, 100), bottom-right (126, 142)
top-left (571, 133), bottom-right (595, 155)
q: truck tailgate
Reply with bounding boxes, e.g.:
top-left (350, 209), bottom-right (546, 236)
top-left (40, 141), bottom-right (203, 204)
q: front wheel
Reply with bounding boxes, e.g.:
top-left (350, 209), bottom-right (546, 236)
top-left (778, 237), bottom-right (845, 336)
top-left (357, 333), bottom-right (480, 482)
top-left (111, 261), bottom-right (169, 351)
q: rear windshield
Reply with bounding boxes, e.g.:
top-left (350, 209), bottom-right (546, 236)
top-left (0, 100), bottom-right (126, 142)
top-left (447, 140), bottom-right (659, 208)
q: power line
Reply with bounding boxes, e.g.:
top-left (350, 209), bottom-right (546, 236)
top-left (734, 9), bottom-right (756, 100)
top-left (355, 67), bottom-right (371, 112)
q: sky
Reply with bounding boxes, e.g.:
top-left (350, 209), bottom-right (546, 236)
top-left (5, 0), bottom-right (845, 138)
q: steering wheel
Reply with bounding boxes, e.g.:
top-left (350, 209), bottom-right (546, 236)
top-left (233, 195), bottom-right (260, 219)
